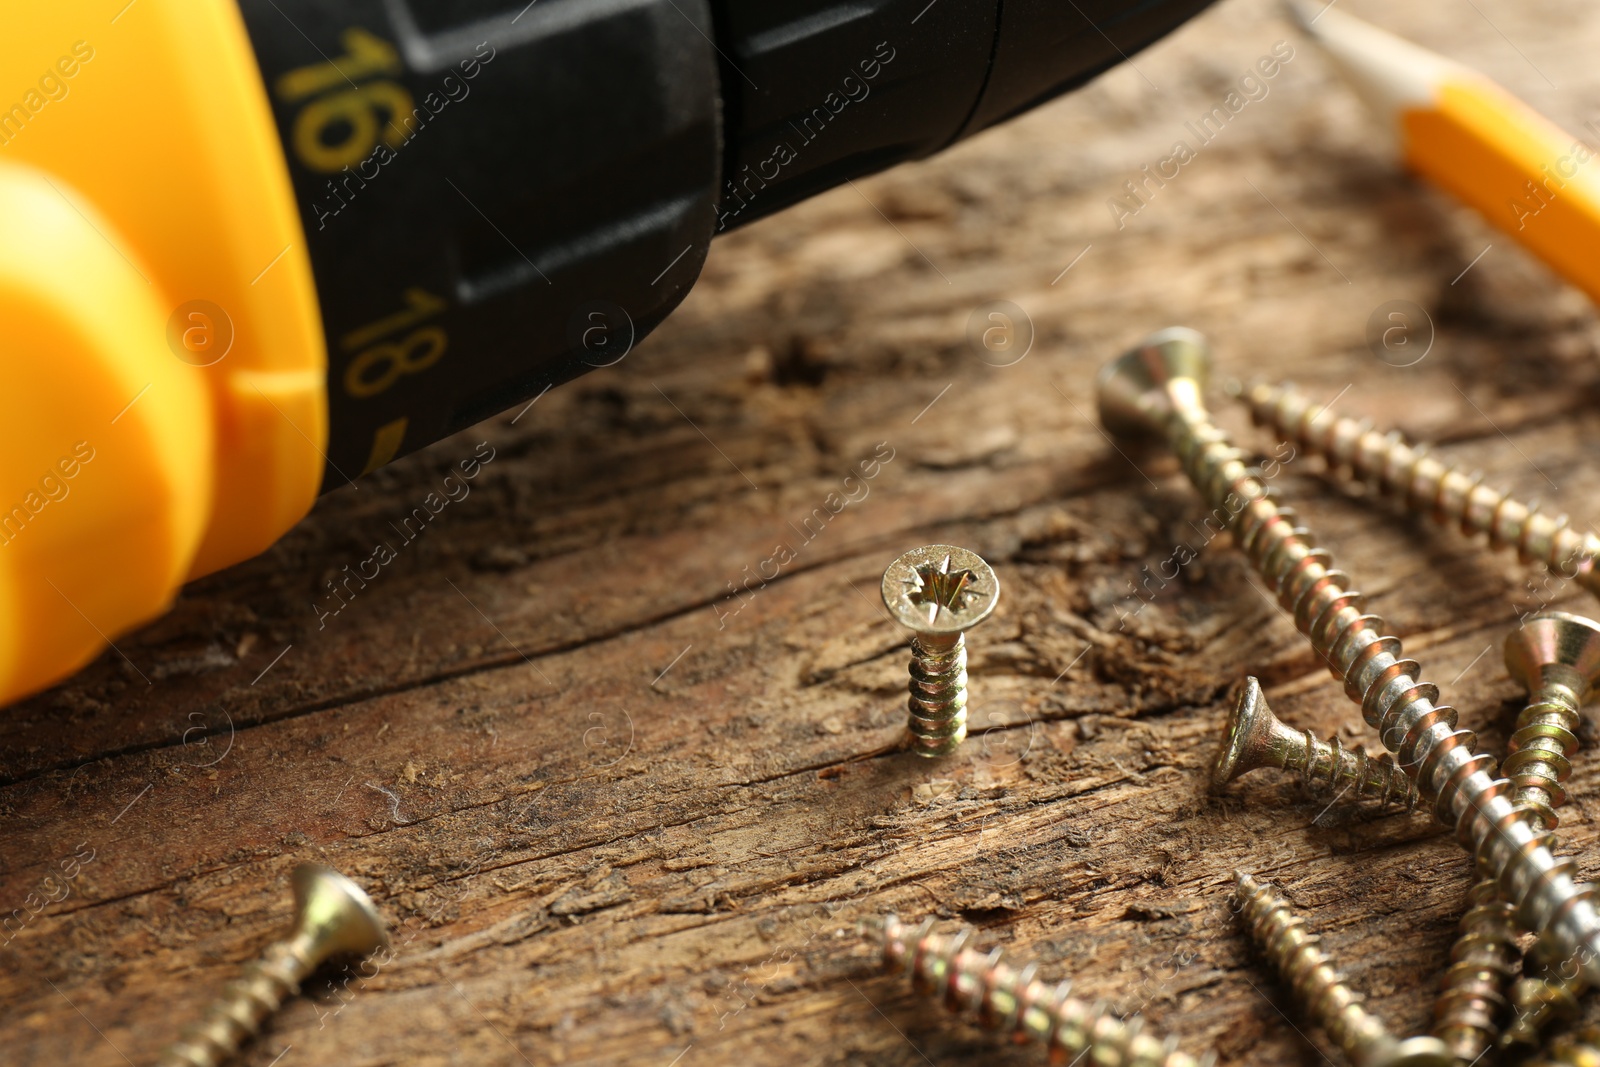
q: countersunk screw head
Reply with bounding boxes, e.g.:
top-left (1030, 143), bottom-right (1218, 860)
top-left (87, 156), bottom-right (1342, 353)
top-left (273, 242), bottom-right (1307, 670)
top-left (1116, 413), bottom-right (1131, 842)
top-left (292, 863), bottom-right (390, 963)
top-left (881, 545), bottom-right (1000, 636)
top-left (1213, 676), bottom-right (1290, 786)
top-left (1504, 611), bottom-right (1600, 698)
top-left (1212, 676), bottom-right (1417, 809)
top-left (882, 546), bottom-right (1000, 758)
top-left (1095, 326), bottom-right (1212, 440)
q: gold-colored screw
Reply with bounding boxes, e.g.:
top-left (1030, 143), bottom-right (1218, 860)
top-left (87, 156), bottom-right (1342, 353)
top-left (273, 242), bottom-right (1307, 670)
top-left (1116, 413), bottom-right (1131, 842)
top-left (1213, 676), bottom-right (1418, 809)
top-left (1501, 611), bottom-right (1600, 829)
top-left (866, 913), bottom-right (1214, 1066)
top-left (880, 545), bottom-right (1000, 757)
top-left (1095, 328), bottom-right (1600, 990)
top-left (1489, 611), bottom-right (1600, 1051)
top-left (1235, 873), bottom-right (1453, 1067)
top-left (1505, 945), bottom-right (1584, 1054)
top-left (1430, 877), bottom-right (1519, 1062)
top-left (1526, 1026), bottom-right (1600, 1067)
top-left (156, 863), bottom-right (390, 1067)
top-left (1233, 379), bottom-right (1600, 602)
top-left (1231, 383), bottom-right (1600, 1057)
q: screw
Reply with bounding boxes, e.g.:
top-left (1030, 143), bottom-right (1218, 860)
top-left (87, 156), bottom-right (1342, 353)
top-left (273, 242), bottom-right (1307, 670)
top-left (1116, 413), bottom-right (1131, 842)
top-left (156, 864), bottom-right (390, 1067)
top-left (1234, 383), bottom-right (1600, 1056)
top-left (866, 913), bottom-right (1214, 1066)
top-left (1430, 876), bottom-right (1520, 1061)
top-left (1214, 676), bottom-right (1418, 809)
top-left (1235, 873), bottom-right (1453, 1067)
top-left (1492, 611), bottom-right (1600, 1050)
top-left (1501, 611), bottom-right (1600, 829)
top-left (1095, 327), bottom-right (1600, 988)
top-left (1233, 378), bottom-right (1600, 602)
top-left (880, 545), bottom-right (1000, 757)
top-left (1434, 616), bottom-right (1600, 1057)
top-left (1506, 940), bottom-right (1586, 1053)
top-left (1525, 1026), bottom-right (1600, 1067)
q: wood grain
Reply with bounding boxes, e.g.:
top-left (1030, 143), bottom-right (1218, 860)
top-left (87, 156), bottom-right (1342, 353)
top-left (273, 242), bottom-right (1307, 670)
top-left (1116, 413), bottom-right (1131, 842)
top-left (6, 1), bottom-right (1600, 1064)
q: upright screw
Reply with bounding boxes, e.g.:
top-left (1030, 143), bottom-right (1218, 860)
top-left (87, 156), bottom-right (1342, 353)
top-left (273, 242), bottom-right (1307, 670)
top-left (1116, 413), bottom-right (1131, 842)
top-left (1493, 611), bottom-right (1600, 1050)
top-left (157, 864), bottom-right (390, 1067)
top-left (881, 545), bottom-right (1000, 757)
top-left (1235, 873), bottom-right (1453, 1067)
top-left (1233, 379), bottom-right (1600, 602)
top-left (1095, 328), bottom-right (1600, 988)
top-left (1214, 676), bottom-right (1418, 809)
top-left (866, 913), bottom-right (1214, 1066)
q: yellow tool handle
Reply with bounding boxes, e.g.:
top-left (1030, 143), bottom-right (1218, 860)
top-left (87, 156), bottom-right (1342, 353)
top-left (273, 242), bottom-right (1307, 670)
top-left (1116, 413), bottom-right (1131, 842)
top-left (0, 1), bottom-right (325, 703)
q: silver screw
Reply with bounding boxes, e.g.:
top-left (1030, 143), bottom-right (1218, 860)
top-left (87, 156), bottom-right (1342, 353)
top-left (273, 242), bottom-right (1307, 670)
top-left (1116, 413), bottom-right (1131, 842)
top-left (1095, 327), bottom-right (1600, 989)
top-left (1233, 378), bottom-right (1600, 602)
top-left (1234, 381), bottom-right (1600, 1057)
top-left (1235, 873), bottom-right (1453, 1067)
top-left (866, 913), bottom-right (1214, 1066)
top-left (1214, 676), bottom-right (1418, 809)
top-left (157, 864), bottom-right (390, 1067)
top-left (881, 545), bottom-right (1000, 757)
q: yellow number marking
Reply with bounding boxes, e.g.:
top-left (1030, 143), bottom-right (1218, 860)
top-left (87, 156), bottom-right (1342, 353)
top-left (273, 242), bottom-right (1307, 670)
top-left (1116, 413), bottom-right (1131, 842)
top-left (340, 287), bottom-right (446, 352)
top-left (276, 27), bottom-right (402, 103)
top-left (344, 326), bottom-right (447, 398)
top-left (292, 80), bottom-right (414, 172)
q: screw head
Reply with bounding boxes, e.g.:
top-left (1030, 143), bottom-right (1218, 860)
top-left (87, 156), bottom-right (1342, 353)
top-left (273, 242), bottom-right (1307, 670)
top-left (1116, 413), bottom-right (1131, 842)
top-left (1095, 326), bottom-right (1212, 440)
top-left (1213, 676), bottom-right (1279, 787)
top-left (291, 863), bottom-right (390, 964)
top-left (881, 545), bottom-right (1000, 636)
top-left (1504, 611), bottom-right (1600, 698)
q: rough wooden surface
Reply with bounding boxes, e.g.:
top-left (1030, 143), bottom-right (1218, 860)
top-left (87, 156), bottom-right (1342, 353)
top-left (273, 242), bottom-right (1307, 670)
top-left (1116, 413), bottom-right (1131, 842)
top-left (7, 1), bottom-right (1600, 1064)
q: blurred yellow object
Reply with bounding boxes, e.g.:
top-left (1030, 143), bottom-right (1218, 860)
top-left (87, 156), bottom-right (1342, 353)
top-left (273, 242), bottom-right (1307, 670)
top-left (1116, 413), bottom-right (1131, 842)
top-left (0, 1), bottom-right (325, 703)
top-left (1289, 1), bottom-right (1600, 304)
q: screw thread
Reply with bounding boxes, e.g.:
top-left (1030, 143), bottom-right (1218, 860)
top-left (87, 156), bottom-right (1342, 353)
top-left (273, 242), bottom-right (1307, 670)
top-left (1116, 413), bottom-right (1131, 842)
top-left (1493, 678), bottom-right (1589, 1049)
top-left (1240, 380), bottom-right (1600, 1054)
top-left (1430, 876), bottom-right (1520, 1060)
top-left (1502, 680), bottom-right (1582, 830)
top-left (908, 634), bottom-right (967, 757)
top-left (869, 914), bottom-right (1213, 1067)
top-left (1286, 728), bottom-right (1419, 810)
top-left (1524, 1026), bottom-right (1600, 1067)
top-left (155, 939), bottom-right (314, 1067)
top-left (1154, 394), bottom-right (1600, 989)
top-left (1235, 874), bottom-right (1397, 1065)
top-left (1439, 676), bottom-right (1585, 1053)
top-left (1237, 380), bottom-right (1600, 599)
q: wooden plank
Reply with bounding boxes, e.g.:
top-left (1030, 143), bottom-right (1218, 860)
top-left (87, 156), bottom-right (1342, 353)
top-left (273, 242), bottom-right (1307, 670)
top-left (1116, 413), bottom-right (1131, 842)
top-left (5, 1), bottom-right (1600, 1064)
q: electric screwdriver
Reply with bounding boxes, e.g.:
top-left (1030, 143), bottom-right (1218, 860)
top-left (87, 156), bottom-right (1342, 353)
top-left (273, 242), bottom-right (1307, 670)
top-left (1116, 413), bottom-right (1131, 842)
top-left (0, 0), bottom-right (1212, 705)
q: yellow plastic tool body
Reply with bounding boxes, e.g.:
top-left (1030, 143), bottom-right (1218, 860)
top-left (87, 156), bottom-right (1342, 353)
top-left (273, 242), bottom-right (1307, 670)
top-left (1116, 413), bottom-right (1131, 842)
top-left (0, 1), bottom-right (325, 702)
